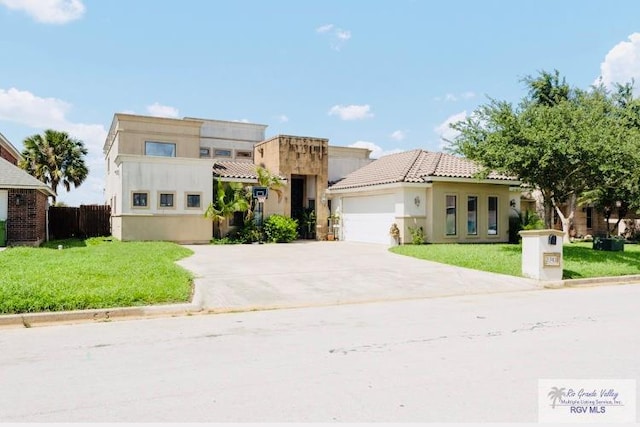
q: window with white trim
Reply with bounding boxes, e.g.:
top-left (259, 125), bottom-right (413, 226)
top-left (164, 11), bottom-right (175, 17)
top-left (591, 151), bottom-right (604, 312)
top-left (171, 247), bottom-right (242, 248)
top-left (446, 195), bottom-right (457, 236)
top-left (467, 196), bottom-right (478, 235)
top-left (488, 196), bottom-right (498, 235)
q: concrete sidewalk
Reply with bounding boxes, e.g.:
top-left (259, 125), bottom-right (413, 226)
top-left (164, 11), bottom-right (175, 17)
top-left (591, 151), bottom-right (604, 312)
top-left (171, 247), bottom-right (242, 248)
top-left (178, 241), bottom-right (543, 312)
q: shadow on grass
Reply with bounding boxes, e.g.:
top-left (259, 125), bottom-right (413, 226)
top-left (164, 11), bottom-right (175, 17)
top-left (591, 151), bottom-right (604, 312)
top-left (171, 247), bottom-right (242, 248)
top-left (564, 245), bottom-right (640, 268)
top-left (563, 269), bottom-right (583, 279)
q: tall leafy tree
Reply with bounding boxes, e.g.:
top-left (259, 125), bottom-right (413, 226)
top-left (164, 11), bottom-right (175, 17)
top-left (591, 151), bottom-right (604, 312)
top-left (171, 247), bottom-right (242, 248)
top-left (19, 129), bottom-right (89, 201)
top-left (450, 70), bottom-right (638, 242)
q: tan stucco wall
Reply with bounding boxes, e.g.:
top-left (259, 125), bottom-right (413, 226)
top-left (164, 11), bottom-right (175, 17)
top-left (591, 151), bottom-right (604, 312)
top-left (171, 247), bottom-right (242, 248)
top-left (113, 214), bottom-right (212, 243)
top-left (428, 181), bottom-right (512, 243)
top-left (255, 135), bottom-right (330, 239)
top-left (108, 114), bottom-right (203, 159)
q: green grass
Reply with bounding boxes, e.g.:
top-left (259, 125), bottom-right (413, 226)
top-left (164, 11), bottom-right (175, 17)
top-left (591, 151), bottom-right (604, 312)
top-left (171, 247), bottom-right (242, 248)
top-left (390, 242), bottom-right (640, 279)
top-left (0, 238), bottom-right (194, 314)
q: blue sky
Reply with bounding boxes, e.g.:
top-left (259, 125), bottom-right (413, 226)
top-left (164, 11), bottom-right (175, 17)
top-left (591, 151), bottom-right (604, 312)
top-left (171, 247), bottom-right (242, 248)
top-left (2, 0), bottom-right (640, 206)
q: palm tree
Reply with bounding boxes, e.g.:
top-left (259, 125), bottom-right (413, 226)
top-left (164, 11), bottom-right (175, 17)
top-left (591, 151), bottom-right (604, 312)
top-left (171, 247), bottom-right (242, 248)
top-left (19, 129), bottom-right (89, 201)
top-left (547, 387), bottom-right (566, 409)
top-left (204, 180), bottom-right (250, 238)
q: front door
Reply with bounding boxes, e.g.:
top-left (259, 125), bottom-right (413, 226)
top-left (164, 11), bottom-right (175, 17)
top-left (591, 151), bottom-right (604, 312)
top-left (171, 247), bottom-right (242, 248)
top-left (291, 177), bottom-right (305, 220)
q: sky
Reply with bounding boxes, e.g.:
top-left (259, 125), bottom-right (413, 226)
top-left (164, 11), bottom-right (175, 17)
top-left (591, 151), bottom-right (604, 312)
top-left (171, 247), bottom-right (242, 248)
top-left (2, 0), bottom-right (640, 206)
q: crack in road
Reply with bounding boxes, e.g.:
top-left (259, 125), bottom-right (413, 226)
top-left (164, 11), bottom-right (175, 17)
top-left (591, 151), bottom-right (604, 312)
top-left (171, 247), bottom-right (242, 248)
top-left (329, 316), bottom-right (597, 355)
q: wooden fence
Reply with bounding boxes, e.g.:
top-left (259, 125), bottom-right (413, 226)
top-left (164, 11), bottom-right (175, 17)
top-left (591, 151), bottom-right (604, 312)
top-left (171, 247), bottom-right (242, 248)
top-left (49, 205), bottom-right (111, 239)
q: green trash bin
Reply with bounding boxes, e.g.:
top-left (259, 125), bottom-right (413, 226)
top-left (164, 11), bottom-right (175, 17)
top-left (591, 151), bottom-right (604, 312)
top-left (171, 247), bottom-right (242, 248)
top-left (0, 220), bottom-right (6, 247)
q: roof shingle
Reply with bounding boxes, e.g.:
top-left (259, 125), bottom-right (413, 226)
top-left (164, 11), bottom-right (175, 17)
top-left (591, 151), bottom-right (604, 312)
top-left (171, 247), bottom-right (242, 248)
top-left (329, 149), bottom-right (516, 190)
top-left (0, 157), bottom-right (56, 195)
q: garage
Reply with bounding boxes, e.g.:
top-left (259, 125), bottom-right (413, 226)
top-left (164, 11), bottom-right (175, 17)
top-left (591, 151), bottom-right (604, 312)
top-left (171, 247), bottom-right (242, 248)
top-left (340, 194), bottom-right (396, 244)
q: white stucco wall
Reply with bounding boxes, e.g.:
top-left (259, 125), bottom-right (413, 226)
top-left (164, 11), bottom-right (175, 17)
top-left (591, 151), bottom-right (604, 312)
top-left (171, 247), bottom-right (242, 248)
top-left (116, 155), bottom-right (213, 214)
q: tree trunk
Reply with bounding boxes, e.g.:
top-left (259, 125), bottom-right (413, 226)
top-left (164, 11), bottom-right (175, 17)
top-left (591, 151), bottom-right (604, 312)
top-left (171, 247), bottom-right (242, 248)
top-left (554, 194), bottom-right (576, 244)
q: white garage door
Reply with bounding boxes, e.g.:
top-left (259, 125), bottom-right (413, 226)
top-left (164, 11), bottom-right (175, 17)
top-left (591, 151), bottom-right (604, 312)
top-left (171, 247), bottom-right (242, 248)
top-left (341, 194), bottom-right (396, 244)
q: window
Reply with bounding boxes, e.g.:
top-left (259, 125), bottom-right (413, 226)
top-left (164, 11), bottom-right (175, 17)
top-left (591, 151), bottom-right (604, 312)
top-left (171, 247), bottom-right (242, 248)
top-left (199, 147), bottom-right (210, 158)
top-left (132, 192), bottom-right (148, 208)
top-left (186, 193), bottom-right (201, 208)
top-left (236, 150), bottom-right (252, 159)
top-left (159, 192), bottom-right (174, 208)
top-left (214, 149), bottom-right (232, 158)
top-left (446, 195), bottom-right (457, 236)
top-left (467, 196), bottom-right (478, 235)
top-left (145, 141), bottom-right (176, 157)
top-left (586, 207), bottom-right (593, 229)
top-left (488, 196), bottom-right (498, 235)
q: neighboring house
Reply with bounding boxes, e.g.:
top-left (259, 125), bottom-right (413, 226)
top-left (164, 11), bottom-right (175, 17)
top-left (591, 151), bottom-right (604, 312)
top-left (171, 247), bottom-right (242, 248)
top-left (0, 132), bottom-right (21, 165)
top-left (327, 149), bottom-right (521, 244)
top-left (104, 113), bottom-right (372, 242)
top-left (0, 154), bottom-right (56, 247)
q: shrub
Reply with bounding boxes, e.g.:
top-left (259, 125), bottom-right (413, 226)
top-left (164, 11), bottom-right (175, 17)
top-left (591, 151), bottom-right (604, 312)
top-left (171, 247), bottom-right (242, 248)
top-left (236, 222), bottom-right (264, 243)
top-left (408, 225), bottom-right (425, 245)
top-left (264, 215), bottom-right (298, 243)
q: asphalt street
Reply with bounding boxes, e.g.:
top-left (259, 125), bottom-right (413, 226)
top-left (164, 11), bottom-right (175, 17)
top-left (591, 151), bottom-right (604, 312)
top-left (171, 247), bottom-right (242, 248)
top-left (1, 284), bottom-right (639, 422)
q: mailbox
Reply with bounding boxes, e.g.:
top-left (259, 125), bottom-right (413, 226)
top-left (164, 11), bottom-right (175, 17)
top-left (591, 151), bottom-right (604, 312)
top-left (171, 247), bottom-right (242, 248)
top-left (519, 229), bottom-right (564, 281)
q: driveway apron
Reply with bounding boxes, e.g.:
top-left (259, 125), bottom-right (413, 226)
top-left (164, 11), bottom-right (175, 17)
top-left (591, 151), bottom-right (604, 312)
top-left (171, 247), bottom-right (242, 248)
top-left (178, 241), bottom-right (542, 311)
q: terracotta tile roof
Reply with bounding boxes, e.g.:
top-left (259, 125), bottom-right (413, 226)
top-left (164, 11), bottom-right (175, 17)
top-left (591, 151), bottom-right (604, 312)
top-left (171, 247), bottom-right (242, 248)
top-left (212, 161), bottom-right (284, 181)
top-left (329, 149), bottom-right (516, 190)
top-left (0, 157), bottom-right (56, 196)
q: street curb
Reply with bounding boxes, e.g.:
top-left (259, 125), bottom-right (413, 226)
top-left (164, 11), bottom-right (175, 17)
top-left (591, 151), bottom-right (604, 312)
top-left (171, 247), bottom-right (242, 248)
top-left (544, 274), bottom-right (640, 289)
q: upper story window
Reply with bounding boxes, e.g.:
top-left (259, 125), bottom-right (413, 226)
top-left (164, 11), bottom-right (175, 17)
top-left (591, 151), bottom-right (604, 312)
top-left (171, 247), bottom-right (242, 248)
top-left (199, 147), bottom-right (210, 158)
top-left (214, 149), bottom-right (232, 158)
top-left (145, 141), bottom-right (176, 157)
top-left (236, 150), bottom-right (252, 159)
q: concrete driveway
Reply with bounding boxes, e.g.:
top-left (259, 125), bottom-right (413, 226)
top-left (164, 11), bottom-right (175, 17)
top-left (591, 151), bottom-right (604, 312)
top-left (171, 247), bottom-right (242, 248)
top-left (178, 241), bottom-right (543, 312)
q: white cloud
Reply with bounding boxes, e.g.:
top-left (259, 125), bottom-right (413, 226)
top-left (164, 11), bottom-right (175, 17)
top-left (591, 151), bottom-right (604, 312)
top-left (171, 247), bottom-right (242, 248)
top-left (278, 114), bottom-right (289, 123)
top-left (316, 23), bottom-right (351, 51)
top-left (390, 130), bottom-right (406, 141)
top-left (316, 24), bottom-right (334, 33)
top-left (146, 102), bottom-right (180, 118)
top-left (328, 104), bottom-right (373, 120)
top-left (597, 33), bottom-right (640, 94)
top-left (0, 0), bottom-right (85, 24)
top-left (348, 141), bottom-right (404, 159)
top-left (233, 118), bottom-right (250, 123)
top-left (434, 111), bottom-right (467, 150)
top-left (434, 91), bottom-right (476, 102)
top-left (0, 87), bottom-right (107, 206)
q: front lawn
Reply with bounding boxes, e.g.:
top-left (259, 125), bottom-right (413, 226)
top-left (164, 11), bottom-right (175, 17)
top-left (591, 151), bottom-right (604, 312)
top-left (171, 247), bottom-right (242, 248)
top-left (390, 242), bottom-right (640, 279)
top-left (0, 238), bottom-right (193, 314)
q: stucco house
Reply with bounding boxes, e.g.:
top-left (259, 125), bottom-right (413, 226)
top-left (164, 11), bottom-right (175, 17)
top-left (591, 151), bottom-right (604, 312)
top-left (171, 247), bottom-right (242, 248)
top-left (104, 113), bottom-right (372, 243)
top-left (327, 149), bottom-right (521, 244)
top-left (0, 133), bottom-right (56, 246)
